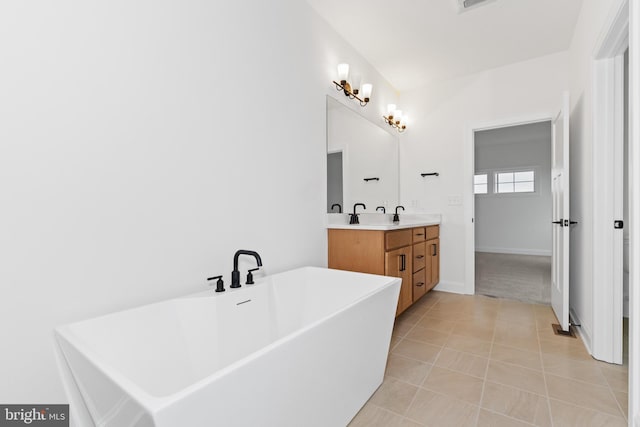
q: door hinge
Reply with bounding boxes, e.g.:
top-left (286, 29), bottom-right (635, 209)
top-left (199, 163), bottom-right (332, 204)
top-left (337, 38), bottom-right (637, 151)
top-left (614, 220), bottom-right (624, 229)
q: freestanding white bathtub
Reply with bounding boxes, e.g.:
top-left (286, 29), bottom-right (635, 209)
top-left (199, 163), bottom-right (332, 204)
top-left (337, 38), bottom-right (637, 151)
top-left (54, 266), bottom-right (401, 427)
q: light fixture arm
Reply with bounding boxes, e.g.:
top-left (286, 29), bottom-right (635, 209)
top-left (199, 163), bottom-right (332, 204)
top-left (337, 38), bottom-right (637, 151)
top-left (333, 80), bottom-right (369, 106)
top-left (383, 114), bottom-right (407, 133)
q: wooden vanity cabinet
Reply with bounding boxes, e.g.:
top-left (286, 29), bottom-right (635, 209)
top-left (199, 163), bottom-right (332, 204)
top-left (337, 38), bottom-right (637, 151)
top-left (385, 245), bottom-right (413, 314)
top-left (412, 228), bottom-right (428, 302)
top-left (328, 225), bottom-right (440, 316)
top-left (427, 237), bottom-right (440, 291)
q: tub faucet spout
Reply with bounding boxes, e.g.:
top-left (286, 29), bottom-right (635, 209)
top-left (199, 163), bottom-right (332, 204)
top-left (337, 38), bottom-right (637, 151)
top-left (232, 250), bottom-right (263, 288)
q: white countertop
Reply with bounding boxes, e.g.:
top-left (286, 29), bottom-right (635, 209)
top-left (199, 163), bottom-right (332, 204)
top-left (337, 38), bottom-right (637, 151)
top-left (326, 213), bottom-right (441, 231)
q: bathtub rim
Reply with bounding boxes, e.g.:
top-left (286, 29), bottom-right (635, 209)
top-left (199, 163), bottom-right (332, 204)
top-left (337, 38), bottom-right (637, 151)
top-left (55, 266), bottom-right (401, 413)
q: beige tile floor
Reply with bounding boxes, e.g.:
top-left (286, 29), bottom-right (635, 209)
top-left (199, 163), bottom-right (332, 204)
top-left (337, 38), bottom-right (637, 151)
top-left (349, 291), bottom-right (629, 427)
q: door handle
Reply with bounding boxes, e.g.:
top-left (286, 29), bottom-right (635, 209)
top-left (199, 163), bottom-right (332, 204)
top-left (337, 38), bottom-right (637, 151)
top-left (552, 219), bottom-right (564, 226)
top-left (432, 244), bottom-right (437, 256)
top-left (399, 254), bottom-right (406, 272)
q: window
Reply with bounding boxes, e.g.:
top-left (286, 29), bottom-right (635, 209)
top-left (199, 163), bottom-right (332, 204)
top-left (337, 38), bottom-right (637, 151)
top-left (474, 173), bottom-right (488, 194)
top-left (495, 170), bottom-right (535, 193)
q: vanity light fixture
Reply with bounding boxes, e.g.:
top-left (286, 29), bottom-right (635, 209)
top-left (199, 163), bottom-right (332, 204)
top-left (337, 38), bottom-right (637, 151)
top-left (333, 63), bottom-right (373, 107)
top-left (383, 104), bottom-right (408, 133)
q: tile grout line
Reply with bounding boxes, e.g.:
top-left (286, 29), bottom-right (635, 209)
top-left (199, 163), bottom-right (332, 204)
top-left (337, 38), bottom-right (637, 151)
top-left (394, 295), bottom-right (444, 425)
top-left (539, 334), bottom-right (628, 423)
top-left (601, 367), bottom-right (629, 420)
top-left (538, 323), bottom-right (556, 427)
top-left (392, 293), bottom-right (474, 426)
top-left (389, 292), bottom-right (629, 425)
top-left (480, 408), bottom-right (538, 426)
top-left (473, 298), bottom-right (499, 427)
top-left (596, 357), bottom-right (629, 419)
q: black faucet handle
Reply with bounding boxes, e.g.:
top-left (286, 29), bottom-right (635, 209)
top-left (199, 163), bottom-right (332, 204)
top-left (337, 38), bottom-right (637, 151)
top-left (246, 267), bottom-right (260, 285)
top-left (207, 275), bottom-right (225, 293)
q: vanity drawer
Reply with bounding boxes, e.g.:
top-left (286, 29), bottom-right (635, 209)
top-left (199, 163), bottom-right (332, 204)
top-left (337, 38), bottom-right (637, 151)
top-left (426, 225), bottom-right (439, 240)
top-left (385, 229), bottom-right (412, 251)
top-left (413, 242), bottom-right (426, 272)
top-left (412, 227), bottom-right (426, 243)
top-left (413, 268), bottom-right (427, 301)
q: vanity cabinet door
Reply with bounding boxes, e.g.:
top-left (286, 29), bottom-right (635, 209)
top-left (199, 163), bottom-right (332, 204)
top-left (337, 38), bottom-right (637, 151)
top-left (428, 238), bottom-right (440, 290)
top-left (429, 239), bottom-right (440, 288)
top-left (385, 246), bottom-right (413, 315)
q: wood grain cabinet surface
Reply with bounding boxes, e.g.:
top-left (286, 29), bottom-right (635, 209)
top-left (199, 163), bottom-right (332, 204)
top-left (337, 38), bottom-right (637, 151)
top-left (328, 225), bottom-right (440, 316)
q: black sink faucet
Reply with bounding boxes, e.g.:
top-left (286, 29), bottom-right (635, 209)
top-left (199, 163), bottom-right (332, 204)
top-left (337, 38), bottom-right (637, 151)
top-left (376, 206), bottom-right (386, 213)
top-left (349, 203), bottom-right (366, 224)
top-left (231, 250), bottom-right (263, 288)
top-left (393, 205), bottom-right (405, 224)
top-left (331, 203), bottom-right (342, 213)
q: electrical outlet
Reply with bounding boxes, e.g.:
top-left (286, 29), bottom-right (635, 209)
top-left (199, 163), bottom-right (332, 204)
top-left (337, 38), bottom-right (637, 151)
top-left (448, 195), bottom-right (462, 206)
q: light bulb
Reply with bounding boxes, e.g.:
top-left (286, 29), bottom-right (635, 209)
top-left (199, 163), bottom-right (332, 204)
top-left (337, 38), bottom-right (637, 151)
top-left (387, 104), bottom-right (396, 116)
top-left (361, 83), bottom-right (372, 100)
top-left (337, 64), bottom-right (349, 83)
top-left (351, 74), bottom-right (362, 94)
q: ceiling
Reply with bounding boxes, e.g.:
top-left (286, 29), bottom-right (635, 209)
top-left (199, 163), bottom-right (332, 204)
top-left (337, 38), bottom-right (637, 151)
top-left (307, 0), bottom-right (583, 91)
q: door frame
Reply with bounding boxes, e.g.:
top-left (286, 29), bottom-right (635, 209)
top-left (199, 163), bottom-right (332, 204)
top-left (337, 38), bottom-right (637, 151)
top-left (591, 0), bottom-right (628, 365)
top-left (628, 0), bottom-right (639, 423)
top-left (464, 113), bottom-right (554, 295)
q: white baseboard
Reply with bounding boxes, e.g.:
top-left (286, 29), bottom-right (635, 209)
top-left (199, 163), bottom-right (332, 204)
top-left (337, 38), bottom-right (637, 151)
top-left (569, 307), bottom-right (592, 355)
top-left (433, 280), bottom-right (469, 295)
top-left (475, 246), bottom-right (552, 256)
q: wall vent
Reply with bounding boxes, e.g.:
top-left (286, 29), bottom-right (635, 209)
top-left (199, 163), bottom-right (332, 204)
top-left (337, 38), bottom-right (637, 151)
top-left (454, 0), bottom-right (497, 13)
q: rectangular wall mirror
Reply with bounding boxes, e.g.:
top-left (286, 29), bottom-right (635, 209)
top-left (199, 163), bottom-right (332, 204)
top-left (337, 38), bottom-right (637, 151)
top-left (326, 96), bottom-right (399, 213)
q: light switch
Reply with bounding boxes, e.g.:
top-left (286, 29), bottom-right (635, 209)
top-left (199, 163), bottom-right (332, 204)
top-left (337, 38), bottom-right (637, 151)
top-left (448, 195), bottom-right (462, 206)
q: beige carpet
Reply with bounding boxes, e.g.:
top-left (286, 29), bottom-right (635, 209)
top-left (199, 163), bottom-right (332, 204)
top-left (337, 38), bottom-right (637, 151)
top-left (475, 252), bottom-right (551, 305)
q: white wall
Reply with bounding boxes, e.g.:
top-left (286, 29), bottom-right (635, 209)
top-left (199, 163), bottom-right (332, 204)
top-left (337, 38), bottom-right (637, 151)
top-left (0, 0), bottom-right (398, 404)
top-left (475, 122), bottom-right (552, 256)
top-left (399, 51), bottom-right (569, 293)
top-left (566, 0), bottom-right (626, 348)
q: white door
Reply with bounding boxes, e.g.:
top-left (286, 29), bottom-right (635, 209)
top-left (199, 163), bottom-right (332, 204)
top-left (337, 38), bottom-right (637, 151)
top-left (551, 92), bottom-right (571, 331)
